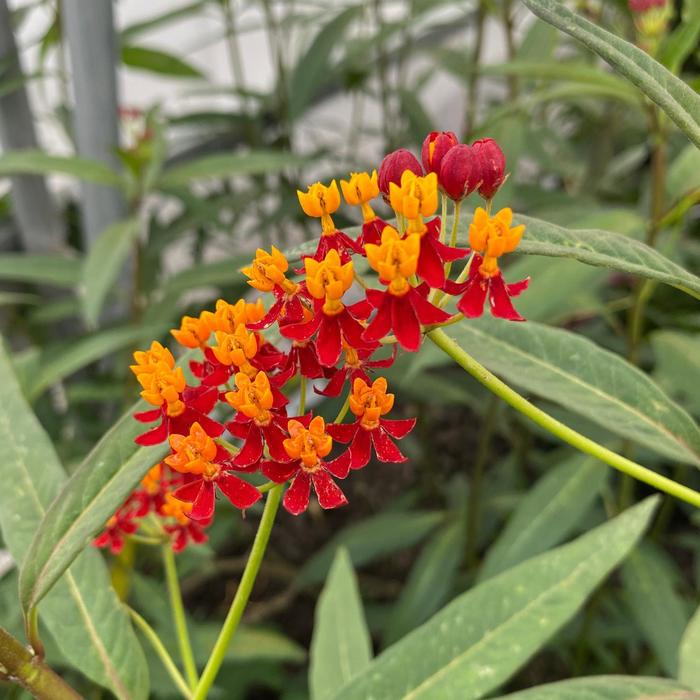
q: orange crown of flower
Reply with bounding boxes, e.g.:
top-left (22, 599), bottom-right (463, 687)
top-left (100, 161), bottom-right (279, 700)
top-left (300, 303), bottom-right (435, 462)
top-left (211, 325), bottom-right (258, 369)
top-left (469, 207), bottom-right (524, 277)
top-left (130, 342), bottom-right (186, 416)
top-left (166, 422), bottom-right (219, 478)
top-left (242, 247), bottom-right (297, 294)
top-left (304, 249), bottom-right (354, 315)
top-left (365, 225), bottom-right (420, 297)
top-left (349, 376), bottom-right (394, 430)
top-left (340, 171), bottom-right (379, 222)
top-left (283, 416), bottom-right (333, 470)
top-left (141, 463), bottom-right (163, 495)
top-left (161, 492), bottom-right (193, 525)
top-left (211, 298), bottom-right (266, 334)
top-left (389, 170), bottom-right (438, 220)
top-left (171, 312), bottom-right (215, 349)
top-left (225, 371), bottom-right (274, 425)
top-left (297, 180), bottom-right (341, 234)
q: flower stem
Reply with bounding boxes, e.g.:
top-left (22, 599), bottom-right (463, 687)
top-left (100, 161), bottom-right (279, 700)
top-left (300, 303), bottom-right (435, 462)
top-left (192, 485), bottom-right (283, 700)
top-left (299, 375), bottom-right (307, 415)
top-left (333, 393), bottom-right (351, 424)
top-left (428, 328), bottom-right (700, 509)
top-left (0, 626), bottom-right (82, 700)
top-left (439, 193), bottom-right (448, 244)
top-left (127, 608), bottom-right (191, 700)
top-left (444, 200), bottom-right (462, 280)
top-left (162, 545), bottom-right (198, 690)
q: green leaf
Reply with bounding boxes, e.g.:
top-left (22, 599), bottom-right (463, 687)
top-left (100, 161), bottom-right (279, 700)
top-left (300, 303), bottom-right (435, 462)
top-left (18, 374), bottom-right (183, 613)
top-left (310, 548), bottom-right (372, 700)
top-left (651, 332), bottom-right (700, 417)
top-left (659, 5), bottom-right (700, 75)
top-left (158, 150), bottom-right (308, 187)
top-left (23, 325), bottom-right (162, 400)
top-left (121, 2), bottom-right (208, 41)
top-left (159, 255), bottom-right (251, 297)
top-left (383, 517), bottom-right (466, 647)
top-left (666, 144), bottom-right (700, 201)
top-left (0, 341), bottom-right (148, 700)
top-left (334, 497), bottom-right (658, 700)
top-left (622, 542), bottom-right (689, 676)
top-left (0, 149), bottom-right (122, 186)
top-left (296, 511), bottom-right (443, 586)
top-left (493, 676), bottom-right (697, 699)
top-left (121, 45), bottom-right (203, 78)
top-left (81, 217), bottom-right (140, 326)
top-left (288, 6), bottom-right (361, 120)
top-left (478, 454), bottom-right (607, 581)
top-left (680, 605), bottom-right (700, 690)
top-left (448, 318), bottom-right (700, 466)
top-left (0, 253), bottom-right (81, 287)
top-left (520, 0), bottom-right (700, 148)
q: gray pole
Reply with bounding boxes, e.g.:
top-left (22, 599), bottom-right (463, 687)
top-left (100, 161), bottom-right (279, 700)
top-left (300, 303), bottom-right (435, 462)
top-left (61, 0), bottom-right (126, 248)
top-left (0, 0), bottom-right (63, 253)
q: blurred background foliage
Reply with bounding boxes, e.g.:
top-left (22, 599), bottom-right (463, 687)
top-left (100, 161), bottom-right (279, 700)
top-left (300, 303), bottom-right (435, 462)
top-left (0, 0), bottom-right (699, 698)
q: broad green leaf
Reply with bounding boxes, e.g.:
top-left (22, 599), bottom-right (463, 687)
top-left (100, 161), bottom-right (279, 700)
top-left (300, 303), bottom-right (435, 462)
top-left (680, 605), bottom-right (700, 690)
top-left (288, 6), bottom-right (361, 120)
top-left (296, 511), bottom-right (444, 586)
top-left (81, 217), bottom-right (140, 326)
top-left (121, 45), bottom-right (203, 78)
top-left (478, 454), bottom-right (607, 581)
top-left (383, 517), bottom-right (466, 647)
top-left (493, 676), bottom-right (696, 699)
top-left (0, 149), bottom-right (122, 186)
top-left (651, 331), bottom-right (700, 416)
top-left (666, 144), bottom-right (700, 201)
top-left (24, 325), bottom-right (161, 400)
top-left (447, 318), bottom-right (700, 466)
top-left (158, 150), bottom-right (308, 187)
top-left (0, 253), bottom-right (81, 287)
top-left (0, 292), bottom-right (39, 306)
top-left (621, 542), bottom-right (689, 676)
top-left (0, 340), bottom-right (148, 699)
top-left (310, 548), bottom-right (372, 700)
top-left (334, 497), bottom-right (658, 700)
top-left (17, 368), bottom-right (185, 612)
top-left (520, 0), bottom-right (700, 148)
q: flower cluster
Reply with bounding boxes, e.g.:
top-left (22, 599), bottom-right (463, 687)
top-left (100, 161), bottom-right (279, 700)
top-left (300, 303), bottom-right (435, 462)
top-left (96, 131), bottom-right (528, 551)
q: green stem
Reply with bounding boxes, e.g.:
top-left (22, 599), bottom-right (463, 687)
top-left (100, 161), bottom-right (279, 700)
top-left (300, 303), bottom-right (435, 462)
top-left (25, 607), bottom-right (44, 660)
top-left (333, 394), bottom-right (351, 424)
top-left (127, 608), bottom-right (191, 700)
top-left (192, 485), bottom-right (283, 700)
top-left (163, 546), bottom-right (198, 690)
top-left (439, 193), bottom-right (448, 244)
top-left (0, 627), bottom-right (82, 700)
top-left (428, 328), bottom-right (700, 509)
top-left (299, 375), bottom-right (307, 415)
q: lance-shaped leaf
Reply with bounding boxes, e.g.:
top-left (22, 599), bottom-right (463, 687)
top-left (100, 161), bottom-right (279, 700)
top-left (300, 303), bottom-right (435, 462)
top-left (680, 605), bottom-right (700, 691)
top-left (334, 497), bottom-right (658, 700)
top-left (520, 0), bottom-right (700, 148)
top-left (0, 341), bottom-right (148, 699)
top-left (493, 676), bottom-right (697, 699)
top-left (310, 548), bottom-right (372, 700)
top-left (17, 348), bottom-right (197, 612)
top-left (448, 318), bottom-right (700, 467)
top-left (0, 253), bottom-right (81, 287)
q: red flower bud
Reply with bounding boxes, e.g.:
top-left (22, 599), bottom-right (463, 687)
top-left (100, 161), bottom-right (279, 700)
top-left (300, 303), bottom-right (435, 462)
top-left (628, 0), bottom-right (667, 11)
top-left (421, 131), bottom-right (459, 176)
top-left (472, 138), bottom-right (506, 200)
top-left (438, 144), bottom-right (480, 201)
top-left (378, 149), bottom-right (423, 199)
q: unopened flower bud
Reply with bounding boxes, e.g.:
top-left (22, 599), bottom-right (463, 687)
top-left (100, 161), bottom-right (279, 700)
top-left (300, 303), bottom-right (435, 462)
top-left (472, 138), bottom-right (506, 200)
top-left (438, 144), bottom-right (480, 201)
top-left (421, 131), bottom-right (459, 177)
top-left (378, 149), bottom-right (423, 200)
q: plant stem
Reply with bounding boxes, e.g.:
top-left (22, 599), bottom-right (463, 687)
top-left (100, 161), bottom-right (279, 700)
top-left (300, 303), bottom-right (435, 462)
top-left (127, 608), bottom-right (191, 700)
top-left (428, 328), bottom-right (700, 509)
top-left (25, 607), bottom-right (43, 660)
top-left (162, 546), bottom-right (198, 690)
top-left (0, 627), bottom-right (82, 700)
top-left (299, 375), bottom-right (307, 415)
top-left (439, 193), bottom-right (448, 244)
top-left (333, 394), bottom-right (351, 424)
top-left (192, 485), bottom-right (283, 700)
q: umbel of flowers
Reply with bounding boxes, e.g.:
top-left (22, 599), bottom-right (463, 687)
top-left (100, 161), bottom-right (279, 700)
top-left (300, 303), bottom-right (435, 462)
top-left (96, 131), bottom-right (529, 553)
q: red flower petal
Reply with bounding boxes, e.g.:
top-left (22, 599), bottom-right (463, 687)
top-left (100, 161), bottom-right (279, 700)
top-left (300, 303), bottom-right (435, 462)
top-left (311, 470), bottom-right (348, 510)
top-left (456, 277), bottom-right (488, 318)
top-left (172, 479), bottom-right (204, 504)
top-left (489, 274), bottom-right (525, 321)
top-left (349, 428), bottom-right (372, 469)
top-left (316, 367), bottom-right (349, 397)
top-left (338, 312), bottom-right (369, 351)
top-left (507, 277), bottom-right (530, 297)
top-left (262, 459), bottom-right (299, 483)
top-left (191, 481), bottom-right (216, 521)
top-left (185, 384), bottom-right (219, 413)
top-left (281, 312), bottom-right (322, 341)
top-left (371, 428), bottom-right (407, 463)
top-left (233, 422), bottom-right (263, 467)
top-left (392, 296), bottom-right (422, 352)
top-left (417, 235), bottom-right (447, 288)
top-left (365, 288), bottom-right (386, 309)
top-left (263, 421), bottom-right (291, 462)
top-left (316, 315), bottom-right (342, 367)
top-left (283, 472), bottom-right (311, 515)
top-left (135, 420), bottom-right (168, 446)
top-left (324, 450), bottom-right (351, 479)
top-left (362, 296), bottom-right (393, 344)
top-left (247, 294), bottom-right (284, 331)
top-left (326, 421), bottom-right (359, 443)
top-left (410, 287), bottom-right (451, 325)
top-left (217, 473), bottom-right (262, 509)
top-left (134, 408), bottom-right (161, 422)
top-left (381, 417), bottom-right (416, 439)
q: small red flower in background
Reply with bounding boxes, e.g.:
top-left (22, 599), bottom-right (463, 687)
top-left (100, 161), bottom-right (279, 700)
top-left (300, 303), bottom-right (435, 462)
top-left (327, 377), bottom-right (415, 469)
top-left (167, 421), bottom-right (261, 521)
top-left (262, 416), bottom-right (351, 515)
top-left (378, 148), bottom-right (423, 201)
top-left (93, 497), bottom-right (141, 554)
top-left (421, 130), bottom-right (459, 178)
